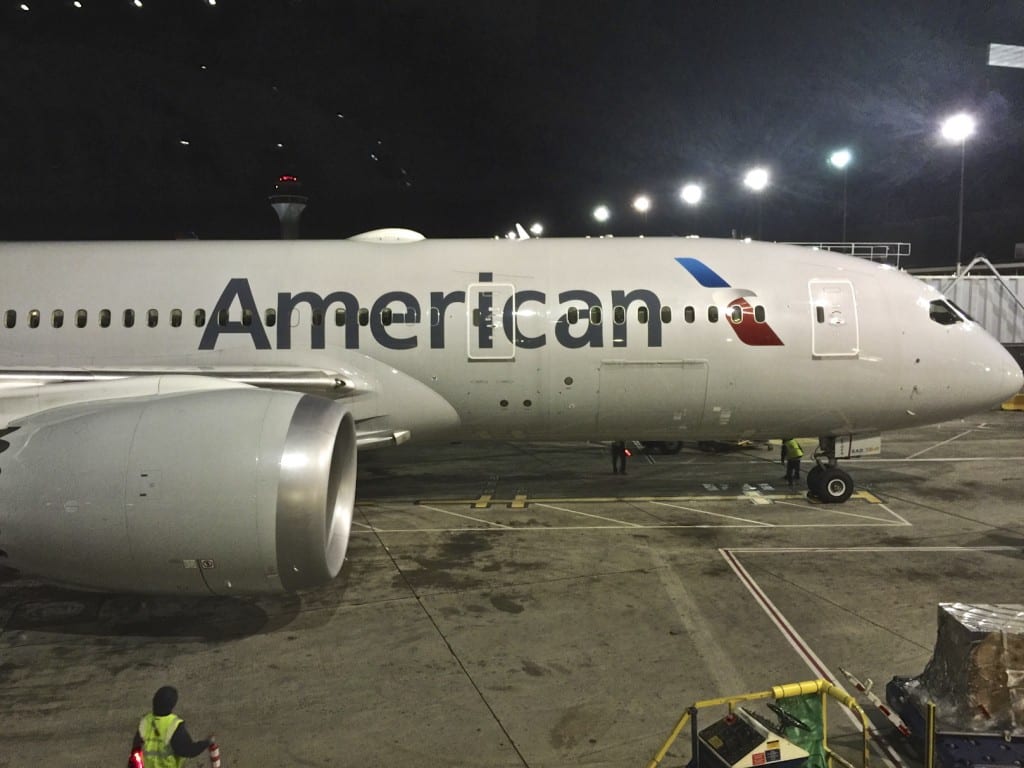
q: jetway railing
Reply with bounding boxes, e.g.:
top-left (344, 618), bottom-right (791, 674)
top-left (788, 242), bottom-right (911, 268)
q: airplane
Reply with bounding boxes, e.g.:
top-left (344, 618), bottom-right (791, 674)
top-left (0, 236), bottom-right (1019, 596)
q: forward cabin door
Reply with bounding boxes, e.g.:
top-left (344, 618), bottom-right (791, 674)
top-left (809, 280), bottom-right (860, 358)
top-left (467, 282), bottom-right (515, 361)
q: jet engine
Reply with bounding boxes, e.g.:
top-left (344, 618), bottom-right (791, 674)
top-left (0, 387), bottom-right (356, 595)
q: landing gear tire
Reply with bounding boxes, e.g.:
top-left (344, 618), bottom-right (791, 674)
top-left (806, 465), bottom-right (825, 499)
top-left (819, 467), bottom-right (854, 504)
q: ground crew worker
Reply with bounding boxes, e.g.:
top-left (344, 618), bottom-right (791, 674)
top-left (611, 441), bottom-right (628, 474)
top-left (131, 686), bottom-right (212, 767)
top-left (781, 438), bottom-right (804, 487)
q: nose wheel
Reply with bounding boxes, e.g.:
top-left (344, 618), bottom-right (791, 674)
top-left (807, 438), bottom-right (855, 503)
top-left (808, 465), bottom-right (854, 503)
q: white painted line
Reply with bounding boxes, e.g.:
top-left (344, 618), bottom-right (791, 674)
top-left (725, 545), bottom-right (1021, 554)
top-left (839, 456), bottom-right (1024, 463)
top-left (651, 500), bottom-right (773, 526)
top-left (878, 502), bottom-right (912, 527)
top-left (534, 502), bottom-right (643, 527)
top-left (352, 521), bottom-right (924, 535)
top-left (352, 521), bottom-right (375, 530)
top-left (906, 428), bottom-right (975, 460)
top-left (721, 548), bottom-right (906, 768)
top-left (416, 504), bottom-right (512, 529)
top-left (772, 499), bottom-right (909, 525)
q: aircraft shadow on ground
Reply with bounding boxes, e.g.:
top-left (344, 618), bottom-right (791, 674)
top-left (0, 561), bottom-right (356, 640)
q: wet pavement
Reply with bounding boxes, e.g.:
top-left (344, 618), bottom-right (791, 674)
top-left (2, 409), bottom-right (1022, 767)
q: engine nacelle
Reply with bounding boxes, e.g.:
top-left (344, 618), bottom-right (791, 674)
top-left (0, 388), bottom-right (356, 595)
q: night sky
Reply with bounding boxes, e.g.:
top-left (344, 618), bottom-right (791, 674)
top-left (2, 1), bottom-right (1023, 267)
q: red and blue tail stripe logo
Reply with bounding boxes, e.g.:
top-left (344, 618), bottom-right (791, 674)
top-left (675, 257), bottom-right (784, 346)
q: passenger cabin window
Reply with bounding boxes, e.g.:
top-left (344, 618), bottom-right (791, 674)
top-left (684, 306), bottom-right (695, 323)
top-left (265, 309), bottom-right (276, 327)
top-left (589, 306), bottom-right (601, 325)
top-left (661, 306), bottom-right (672, 323)
top-left (194, 309), bottom-right (206, 327)
top-left (707, 306), bottom-right (719, 323)
top-left (171, 309), bottom-right (182, 328)
top-left (613, 306), bottom-right (625, 325)
top-left (730, 305), bottom-right (742, 324)
top-left (147, 309), bottom-right (158, 328)
top-left (335, 308), bottom-right (346, 326)
top-left (29, 309), bottom-right (40, 328)
top-left (358, 308), bottom-right (369, 326)
top-left (4, 309), bottom-right (15, 328)
top-left (566, 307), bottom-right (579, 325)
top-left (123, 309), bottom-right (135, 328)
top-left (242, 309), bottom-right (253, 327)
top-left (52, 310), bottom-right (64, 328)
top-left (381, 308), bottom-right (393, 326)
top-left (815, 306), bottom-right (825, 324)
top-left (754, 305), bottom-right (766, 323)
top-left (929, 299), bottom-right (964, 326)
top-left (76, 309), bottom-right (87, 328)
top-left (100, 309), bottom-right (111, 328)
top-left (637, 306), bottom-right (649, 324)
top-left (217, 309), bottom-right (229, 327)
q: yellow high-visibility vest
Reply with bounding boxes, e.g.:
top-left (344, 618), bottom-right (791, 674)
top-left (783, 439), bottom-right (804, 459)
top-left (138, 713), bottom-right (184, 768)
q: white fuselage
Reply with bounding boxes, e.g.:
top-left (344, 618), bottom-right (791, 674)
top-left (0, 237), bottom-right (1020, 443)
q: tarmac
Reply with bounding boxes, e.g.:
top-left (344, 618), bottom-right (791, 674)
top-left (1, 408), bottom-right (1022, 767)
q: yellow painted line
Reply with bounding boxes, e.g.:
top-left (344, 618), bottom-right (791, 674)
top-left (509, 493), bottom-right (528, 509)
top-left (472, 493), bottom-right (493, 509)
top-left (852, 490), bottom-right (881, 504)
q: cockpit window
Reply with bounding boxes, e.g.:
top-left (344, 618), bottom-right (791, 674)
top-left (929, 299), bottom-right (965, 326)
top-left (947, 299), bottom-right (974, 322)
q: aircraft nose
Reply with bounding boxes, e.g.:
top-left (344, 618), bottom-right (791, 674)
top-left (985, 340), bottom-right (1023, 406)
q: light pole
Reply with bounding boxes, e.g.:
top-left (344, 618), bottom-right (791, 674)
top-left (743, 167), bottom-right (769, 239)
top-left (940, 113), bottom-right (976, 271)
top-left (828, 148), bottom-right (852, 241)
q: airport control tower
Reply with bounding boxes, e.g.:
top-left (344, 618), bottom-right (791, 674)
top-left (268, 174), bottom-right (307, 239)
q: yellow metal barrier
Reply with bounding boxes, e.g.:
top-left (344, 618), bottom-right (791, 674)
top-left (1002, 393), bottom-right (1024, 411)
top-left (646, 679), bottom-right (871, 768)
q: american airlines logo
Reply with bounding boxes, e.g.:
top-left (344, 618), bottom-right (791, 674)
top-left (200, 258), bottom-right (783, 352)
top-left (675, 257), bottom-right (783, 346)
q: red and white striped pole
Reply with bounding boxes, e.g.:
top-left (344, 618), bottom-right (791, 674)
top-left (209, 740), bottom-right (222, 768)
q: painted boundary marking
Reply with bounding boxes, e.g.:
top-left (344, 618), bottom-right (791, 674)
top-left (906, 428), bottom-right (977, 460)
top-left (534, 502), bottom-right (643, 528)
top-left (354, 495), bottom-right (910, 534)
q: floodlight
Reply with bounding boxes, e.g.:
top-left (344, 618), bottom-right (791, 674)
top-left (679, 183), bottom-right (703, 205)
top-left (743, 168), bottom-right (769, 192)
top-left (941, 113), bottom-right (976, 143)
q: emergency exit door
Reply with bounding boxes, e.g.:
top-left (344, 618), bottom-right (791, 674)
top-left (809, 279), bottom-right (860, 358)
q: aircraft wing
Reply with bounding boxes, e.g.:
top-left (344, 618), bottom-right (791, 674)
top-left (0, 366), bottom-right (419, 449)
